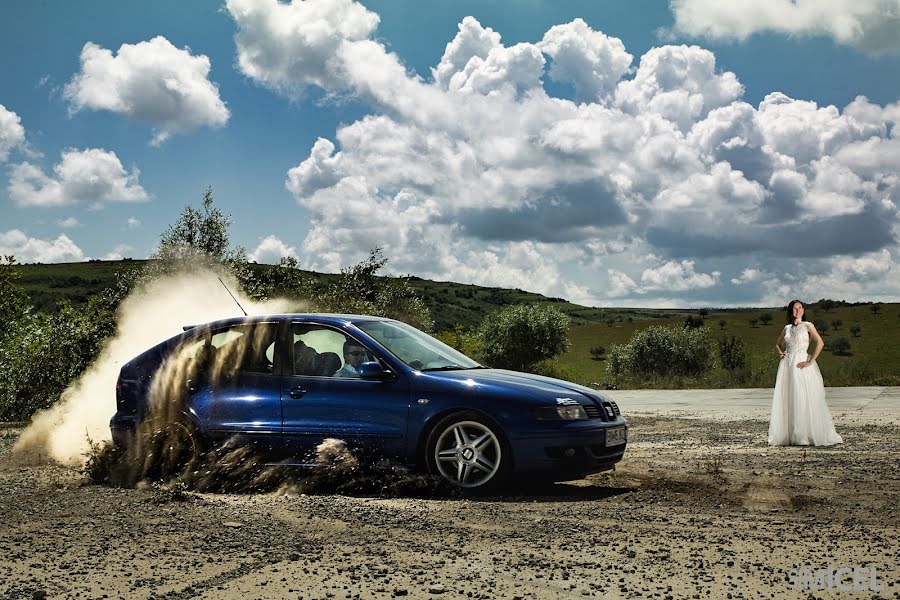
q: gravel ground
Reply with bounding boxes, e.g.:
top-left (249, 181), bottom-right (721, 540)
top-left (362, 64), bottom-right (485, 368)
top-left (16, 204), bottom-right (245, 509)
top-left (1, 403), bottom-right (898, 599)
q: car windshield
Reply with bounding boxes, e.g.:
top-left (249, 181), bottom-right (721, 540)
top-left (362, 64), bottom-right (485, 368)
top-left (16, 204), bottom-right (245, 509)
top-left (356, 320), bottom-right (481, 371)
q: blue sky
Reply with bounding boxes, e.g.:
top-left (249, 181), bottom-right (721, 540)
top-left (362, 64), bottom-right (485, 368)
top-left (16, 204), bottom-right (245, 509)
top-left (2, 0), bottom-right (899, 307)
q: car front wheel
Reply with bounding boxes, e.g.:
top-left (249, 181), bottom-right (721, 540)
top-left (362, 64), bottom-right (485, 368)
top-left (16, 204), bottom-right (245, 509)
top-left (426, 412), bottom-right (510, 490)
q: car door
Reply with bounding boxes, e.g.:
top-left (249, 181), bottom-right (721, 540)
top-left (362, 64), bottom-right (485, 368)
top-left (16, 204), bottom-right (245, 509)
top-left (187, 321), bottom-right (283, 453)
top-left (280, 321), bottom-right (410, 464)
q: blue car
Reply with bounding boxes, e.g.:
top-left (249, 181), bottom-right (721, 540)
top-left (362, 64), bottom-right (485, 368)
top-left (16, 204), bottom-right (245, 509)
top-left (111, 314), bottom-right (627, 490)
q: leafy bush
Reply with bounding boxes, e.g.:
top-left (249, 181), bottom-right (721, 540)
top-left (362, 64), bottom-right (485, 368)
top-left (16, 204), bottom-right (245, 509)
top-left (831, 337), bottom-right (851, 356)
top-left (526, 358), bottom-right (578, 382)
top-left (476, 304), bottom-right (570, 371)
top-left (0, 292), bottom-right (118, 420)
top-left (607, 324), bottom-right (713, 380)
top-left (850, 324), bottom-right (862, 337)
top-left (717, 335), bottom-right (747, 372)
top-left (434, 326), bottom-right (482, 359)
top-left (683, 315), bottom-right (705, 328)
top-left (759, 313), bottom-right (773, 326)
top-left (589, 345), bottom-right (606, 360)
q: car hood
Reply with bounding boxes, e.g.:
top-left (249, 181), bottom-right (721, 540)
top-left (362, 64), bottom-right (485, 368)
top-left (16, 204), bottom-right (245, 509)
top-left (426, 368), bottom-right (608, 405)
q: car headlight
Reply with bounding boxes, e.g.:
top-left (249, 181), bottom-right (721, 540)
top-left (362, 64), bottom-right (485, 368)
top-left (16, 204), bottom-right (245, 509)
top-left (535, 406), bottom-right (588, 420)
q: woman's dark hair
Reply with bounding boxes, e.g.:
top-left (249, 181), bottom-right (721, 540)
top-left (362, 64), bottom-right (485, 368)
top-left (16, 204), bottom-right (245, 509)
top-left (786, 299), bottom-right (807, 324)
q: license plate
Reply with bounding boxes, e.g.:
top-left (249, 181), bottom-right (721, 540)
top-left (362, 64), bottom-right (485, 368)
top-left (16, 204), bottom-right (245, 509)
top-left (605, 426), bottom-right (626, 447)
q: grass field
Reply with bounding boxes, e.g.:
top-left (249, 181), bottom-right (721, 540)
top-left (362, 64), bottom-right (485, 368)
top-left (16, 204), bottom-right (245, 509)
top-left (562, 303), bottom-right (900, 388)
top-left (7, 261), bottom-right (899, 388)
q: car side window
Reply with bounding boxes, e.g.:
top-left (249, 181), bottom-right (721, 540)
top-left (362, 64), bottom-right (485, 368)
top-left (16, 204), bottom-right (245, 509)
top-left (291, 324), bottom-right (371, 378)
top-left (204, 322), bottom-right (278, 375)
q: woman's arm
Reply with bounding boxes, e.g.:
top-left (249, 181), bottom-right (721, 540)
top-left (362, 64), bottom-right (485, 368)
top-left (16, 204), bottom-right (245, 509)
top-left (775, 328), bottom-right (786, 358)
top-left (798, 322), bottom-right (823, 369)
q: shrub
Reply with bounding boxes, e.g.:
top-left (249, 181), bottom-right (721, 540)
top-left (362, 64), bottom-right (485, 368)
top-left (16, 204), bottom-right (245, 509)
top-left (831, 337), bottom-right (851, 355)
top-left (850, 324), bottom-right (862, 337)
top-left (607, 324), bottom-right (713, 379)
top-left (717, 335), bottom-right (747, 372)
top-left (683, 315), bottom-right (705, 328)
top-left (718, 319), bottom-right (726, 330)
top-left (830, 319), bottom-right (842, 330)
top-left (589, 345), bottom-right (606, 360)
top-left (434, 326), bottom-right (482, 359)
top-left (476, 304), bottom-right (570, 371)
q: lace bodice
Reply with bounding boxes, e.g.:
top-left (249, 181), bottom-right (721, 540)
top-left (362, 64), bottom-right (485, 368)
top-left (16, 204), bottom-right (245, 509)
top-left (784, 322), bottom-right (810, 357)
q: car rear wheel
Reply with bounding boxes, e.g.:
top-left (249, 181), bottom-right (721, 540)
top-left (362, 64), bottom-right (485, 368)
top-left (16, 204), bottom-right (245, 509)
top-left (158, 417), bottom-right (204, 474)
top-left (426, 412), bottom-right (510, 490)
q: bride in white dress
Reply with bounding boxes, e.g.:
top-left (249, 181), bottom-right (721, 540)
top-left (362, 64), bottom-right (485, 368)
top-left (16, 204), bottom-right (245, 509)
top-left (768, 300), bottom-right (843, 446)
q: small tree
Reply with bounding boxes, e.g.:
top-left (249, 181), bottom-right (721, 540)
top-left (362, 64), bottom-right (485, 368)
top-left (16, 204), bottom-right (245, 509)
top-left (606, 318), bottom-right (614, 327)
top-left (831, 337), bottom-right (851, 356)
top-left (759, 313), bottom-right (773, 326)
top-left (813, 318), bottom-right (828, 335)
top-left (717, 335), bottom-right (746, 373)
top-left (155, 187), bottom-right (238, 262)
top-left (313, 248), bottom-right (432, 331)
top-left (476, 304), bottom-right (570, 371)
top-left (749, 318), bottom-right (758, 328)
top-left (830, 319), bottom-right (842, 330)
top-left (684, 315), bottom-right (704, 328)
top-left (698, 308), bottom-right (709, 317)
top-left (589, 345), bottom-right (606, 360)
top-left (850, 324), bottom-right (862, 337)
top-left (718, 319), bottom-right (726, 330)
top-left (870, 304), bottom-right (881, 316)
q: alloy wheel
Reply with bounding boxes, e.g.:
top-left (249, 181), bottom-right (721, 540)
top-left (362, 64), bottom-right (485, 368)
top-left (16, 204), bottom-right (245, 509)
top-left (433, 420), bottom-right (502, 488)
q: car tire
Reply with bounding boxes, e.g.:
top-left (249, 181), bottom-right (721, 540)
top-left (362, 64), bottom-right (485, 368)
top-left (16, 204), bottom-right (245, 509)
top-left (425, 411), bottom-right (511, 491)
top-left (158, 415), bottom-right (205, 474)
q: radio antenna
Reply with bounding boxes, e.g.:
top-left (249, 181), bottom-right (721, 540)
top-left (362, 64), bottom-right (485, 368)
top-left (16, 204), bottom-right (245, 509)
top-left (218, 277), bottom-right (247, 316)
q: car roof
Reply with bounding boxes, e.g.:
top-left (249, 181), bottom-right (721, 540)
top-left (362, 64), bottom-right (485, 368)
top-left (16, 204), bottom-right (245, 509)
top-left (184, 313), bottom-right (396, 331)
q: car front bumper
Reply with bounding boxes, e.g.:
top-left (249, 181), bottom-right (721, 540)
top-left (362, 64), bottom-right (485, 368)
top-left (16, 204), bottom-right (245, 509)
top-left (508, 423), bottom-right (627, 479)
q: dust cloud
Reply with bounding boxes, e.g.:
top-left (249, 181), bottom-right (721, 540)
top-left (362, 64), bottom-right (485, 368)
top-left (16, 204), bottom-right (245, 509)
top-left (12, 269), bottom-right (294, 466)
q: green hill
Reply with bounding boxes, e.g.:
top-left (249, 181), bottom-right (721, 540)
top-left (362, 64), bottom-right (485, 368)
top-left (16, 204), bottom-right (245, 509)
top-left (8, 260), bottom-right (898, 386)
top-left (9, 260), bottom-right (679, 331)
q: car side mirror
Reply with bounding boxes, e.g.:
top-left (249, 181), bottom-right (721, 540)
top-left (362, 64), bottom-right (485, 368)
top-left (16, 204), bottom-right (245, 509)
top-left (358, 361), bottom-right (394, 381)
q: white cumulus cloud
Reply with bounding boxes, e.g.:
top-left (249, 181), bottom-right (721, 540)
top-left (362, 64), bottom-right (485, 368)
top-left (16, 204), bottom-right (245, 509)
top-left (65, 36), bottom-right (229, 145)
top-left (101, 243), bottom-right (134, 261)
top-left (8, 148), bottom-right (149, 207)
top-left (231, 0), bottom-right (900, 304)
top-left (226, 0), bottom-right (380, 97)
top-left (0, 104), bottom-right (26, 162)
top-left (249, 235), bottom-right (298, 264)
top-left (730, 268), bottom-right (765, 285)
top-left (640, 260), bottom-right (720, 291)
top-left (669, 0), bottom-right (900, 56)
top-left (57, 217), bottom-right (82, 228)
top-left (539, 18), bottom-right (633, 102)
top-left (0, 229), bottom-right (87, 263)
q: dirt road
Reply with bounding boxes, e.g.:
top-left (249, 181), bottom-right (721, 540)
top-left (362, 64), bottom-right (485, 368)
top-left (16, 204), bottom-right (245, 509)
top-left (1, 388), bottom-right (898, 599)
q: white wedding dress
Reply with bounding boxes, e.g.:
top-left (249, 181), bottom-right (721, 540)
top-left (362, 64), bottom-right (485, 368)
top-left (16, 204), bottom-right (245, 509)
top-left (768, 321), bottom-right (843, 446)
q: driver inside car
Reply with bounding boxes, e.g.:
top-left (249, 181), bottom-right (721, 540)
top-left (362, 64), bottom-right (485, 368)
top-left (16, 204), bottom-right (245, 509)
top-left (334, 340), bottom-right (368, 378)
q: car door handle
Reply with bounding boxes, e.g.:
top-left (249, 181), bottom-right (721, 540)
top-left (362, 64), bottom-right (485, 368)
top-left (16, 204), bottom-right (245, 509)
top-left (288, 387), bottom-right (307, 399)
